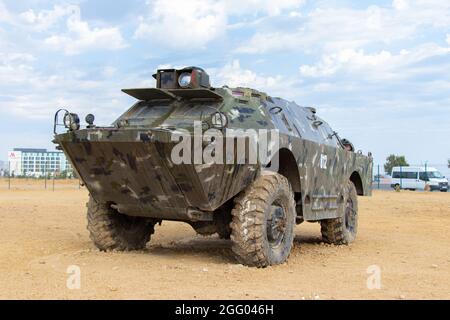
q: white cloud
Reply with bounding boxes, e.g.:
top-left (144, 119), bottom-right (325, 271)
top-left (0, 1), bottom-right (13, 23)
top-left (224, 0), bottom-right (305, 16)
top-left (134, 0), bottom-right (305, 48)
top-left (211, 60), bottom-right (282, 88)
top-left (299, 44), bottom-right (450, 79)
top-left (19, 4), bottom-right (78, 31)
top-left (392, 0), bottom-right (410, 10)
top-left (447, 34), bottom-right (450, 45)
top-left (237, 1), bottom-right (450, 54)
top-left (134, 0), bottom-right (226, 48)
top-left (0, 52), bottom-right (134, 121)
top-left (44, 8), bottom-right (127, 55)
top-left (102, 66), bottom-right (117, 77)
top-left (300, 49), bottom-right (395, 78)
top-left (209, 60), bottom-right (298, 99)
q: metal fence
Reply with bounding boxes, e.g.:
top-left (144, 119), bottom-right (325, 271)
top-left (0, 163), bottom-right (81, 191)
top-left (0, 159), bottom-right (84, 191)
top-left (0, 177), bottom-right (83, 191)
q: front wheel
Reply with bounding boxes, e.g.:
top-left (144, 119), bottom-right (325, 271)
top-left (320, 180), bottom-right (358, 245)
top-left (87, 195), bottom-right (158, 251)
top-left (230, 172), bottom-right (296, 268)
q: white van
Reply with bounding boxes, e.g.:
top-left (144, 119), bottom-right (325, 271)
top-left (391, 166), bottom-right (448, 192)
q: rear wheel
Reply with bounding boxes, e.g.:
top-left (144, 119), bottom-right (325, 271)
top-left (87, 195), bottom-right (158, 251)
top-left (230, 173), bottom-right (296, 268)
top-left (190, 205), bottom-right (232, 239)
top-left (320, 180), bottom-right (358, 245)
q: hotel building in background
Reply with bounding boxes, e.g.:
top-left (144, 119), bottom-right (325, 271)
top-left (7, 148), bottom-right (73, 177)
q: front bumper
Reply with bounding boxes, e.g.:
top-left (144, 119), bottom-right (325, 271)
top-left (431, 183), bottom-right (448, 191)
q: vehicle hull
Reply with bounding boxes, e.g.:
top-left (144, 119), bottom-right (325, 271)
top-left (56, 128), bottom-right (258, 220)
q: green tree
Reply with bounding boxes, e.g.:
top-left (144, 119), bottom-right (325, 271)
top-left (384, 154), bottom-right (409, 175)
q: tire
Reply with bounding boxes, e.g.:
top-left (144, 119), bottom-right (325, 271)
top-left (215, 205), bottom-right (232, 239)
top-left (230, 172), bottom-right (296, 268)
top-left (87, 195), bottom-right (158, 251)
top-left (190, 203), bottom-right (232, 239)
top-left (190, 222), bottom-right (217, 237)
top-left (320, 180), bottom-right (358, 245)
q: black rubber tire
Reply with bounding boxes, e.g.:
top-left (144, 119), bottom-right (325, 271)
top-left (190, 216), bottom-right (231, 239)
top-left (215, 206), bottom-right (232, 239)
top-left (320, 180), bottom-right (358, 245)
top-left (190, 222), bottom-right (217, 237)
top-left (86, 195), bottom-right (157, 251)
top-left (216, 224), bottom-right (232, 239)
top-left (230, 173), bottom-right (296, 268)
top-left (190, 204), bottom-right (232, 239)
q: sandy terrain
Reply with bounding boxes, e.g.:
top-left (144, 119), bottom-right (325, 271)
top-left (0, 183), bottom-right (449, 300)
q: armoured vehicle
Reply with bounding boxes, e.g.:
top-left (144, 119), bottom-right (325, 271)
top-left (53, 67), bottom-right (373, 267)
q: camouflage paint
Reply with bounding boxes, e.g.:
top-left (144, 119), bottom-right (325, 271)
top-left (54, 73), bottom-right (372, 222)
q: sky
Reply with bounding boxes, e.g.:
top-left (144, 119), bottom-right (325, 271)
top-left (0, 0), bottom-right (449, 171)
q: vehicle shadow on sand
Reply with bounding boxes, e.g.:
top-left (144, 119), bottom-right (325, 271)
top-left (146, 237), bottom-right (236, 264)
top-left (294, 234), bottom-right (324, 245)
top-left (144, 232), bottom-right (324, 264)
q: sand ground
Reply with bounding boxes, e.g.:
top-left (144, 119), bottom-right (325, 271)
top-left (0, 181), bottom-right (449, 300)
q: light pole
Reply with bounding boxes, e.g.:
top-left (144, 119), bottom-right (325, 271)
top-left (8, 161), bottom-right (11, 190)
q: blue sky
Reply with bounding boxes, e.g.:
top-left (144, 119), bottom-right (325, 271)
top-left (0, 0), bottom-right (449, 171)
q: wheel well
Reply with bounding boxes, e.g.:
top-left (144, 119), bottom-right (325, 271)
top-left (268, 148), bottom-right (301, 193)
top-left (350, 171), bottom-right (364, 196)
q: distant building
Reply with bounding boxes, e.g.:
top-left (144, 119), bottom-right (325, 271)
top-left (7, 148), bottom-right (73, 177)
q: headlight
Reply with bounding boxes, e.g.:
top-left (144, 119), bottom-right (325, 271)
top-left (63, 112), bottom-right (80, 131)
top-left (178, 72), bottom-right (192, 88)
top-left (85, 114), bottom-right (95, 126)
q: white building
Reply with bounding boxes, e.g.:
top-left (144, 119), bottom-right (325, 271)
top-left (7, 148), bottom-right (73, 177)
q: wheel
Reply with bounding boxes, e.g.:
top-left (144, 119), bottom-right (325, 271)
top-left (87, 195), bottom-right (158, 251)
top-left (230, 172), bottom-right (296, 268)
top-left (190, 217), bottom-right (232, 239)
top-left (320, 180), bottom-right (358, 245)
top-left (190, 203), bottom-right (232, 239)
top-left (215, 205), bottom-right (232, 239)
top-left (190, 221), bottom-right (217, 236)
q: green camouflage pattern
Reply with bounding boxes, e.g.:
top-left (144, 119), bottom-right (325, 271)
top-left (53, 69), bottom-right (372, 223)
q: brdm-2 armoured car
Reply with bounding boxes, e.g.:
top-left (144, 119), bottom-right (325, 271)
top-left (53, 67), bottom-right (373, 267)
